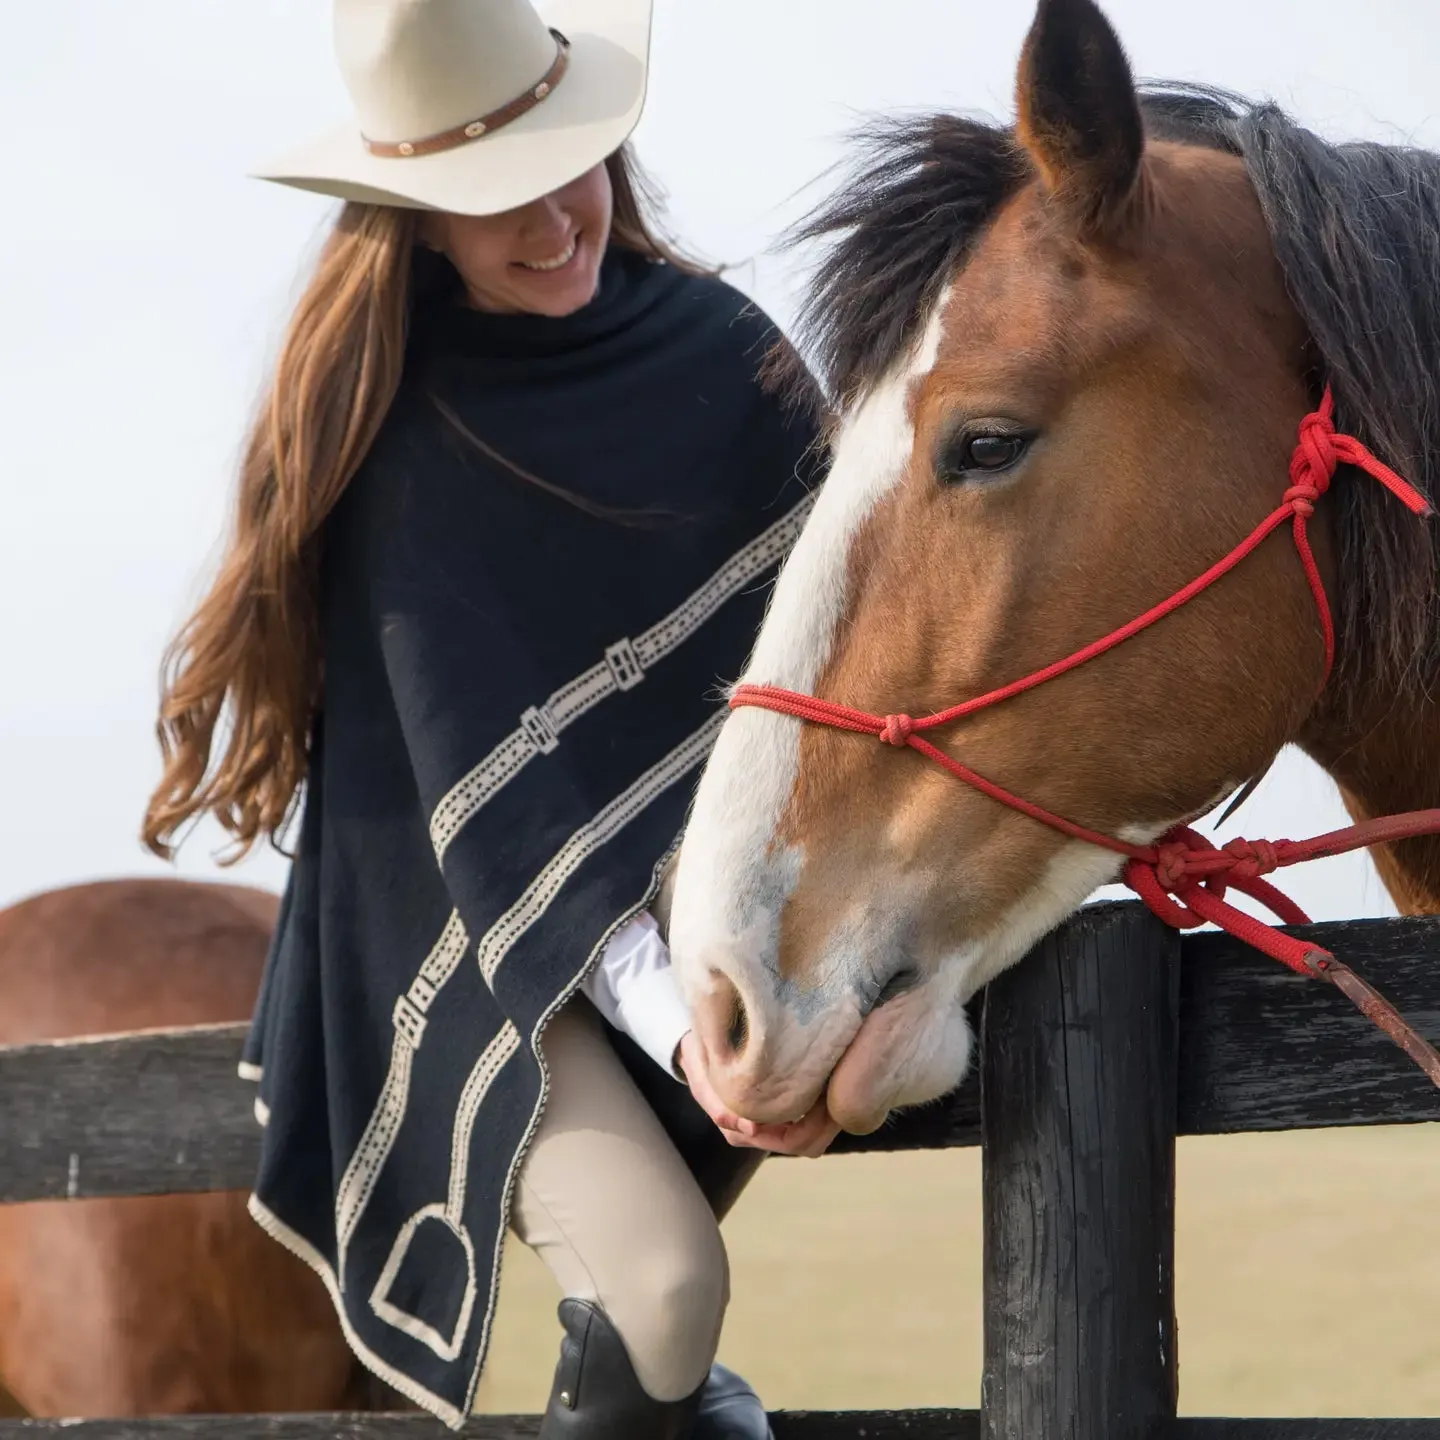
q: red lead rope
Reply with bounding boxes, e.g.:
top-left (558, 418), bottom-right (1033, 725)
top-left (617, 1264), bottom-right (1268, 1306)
top-left (731, 387), bottom-right (1440, 1088)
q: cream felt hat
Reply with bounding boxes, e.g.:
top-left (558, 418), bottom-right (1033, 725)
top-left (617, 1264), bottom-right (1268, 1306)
top-left (252, 0), bottom-right (654, 216)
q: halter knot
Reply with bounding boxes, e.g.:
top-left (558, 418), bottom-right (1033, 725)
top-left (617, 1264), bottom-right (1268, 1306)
top-left (1153, 841), bottom-right (1194, 892)
top-left (1220, 836), bottom-right (1281, 880)
top-left (880, 713), bottom-right (915, 746)
top-left (1282, 484), bottom-right (1318, 518)
top-left (1289, 407), bottom-right (1339, 507)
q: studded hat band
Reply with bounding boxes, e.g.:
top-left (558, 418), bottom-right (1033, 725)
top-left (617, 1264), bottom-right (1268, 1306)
top-left (362, 29), bottom-right (571, 159)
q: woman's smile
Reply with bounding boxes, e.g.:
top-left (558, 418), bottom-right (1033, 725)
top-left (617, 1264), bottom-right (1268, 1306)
top-left (515, 233), bottom-right (580, 272)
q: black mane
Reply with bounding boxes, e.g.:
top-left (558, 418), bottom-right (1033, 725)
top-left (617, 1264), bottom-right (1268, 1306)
top-left (776, 85), bottom-right (1440, 705)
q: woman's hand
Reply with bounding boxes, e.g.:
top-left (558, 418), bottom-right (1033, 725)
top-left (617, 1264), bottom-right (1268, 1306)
top-left (675, 1031), bottom-right (841, 1158)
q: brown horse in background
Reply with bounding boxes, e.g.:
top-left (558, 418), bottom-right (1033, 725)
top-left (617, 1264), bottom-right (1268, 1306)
top-left (0, 878), bottom-right (381, 1416)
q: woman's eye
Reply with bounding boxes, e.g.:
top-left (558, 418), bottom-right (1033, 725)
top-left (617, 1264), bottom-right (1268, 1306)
top-left (939, 430), bottom-right (1033, 483)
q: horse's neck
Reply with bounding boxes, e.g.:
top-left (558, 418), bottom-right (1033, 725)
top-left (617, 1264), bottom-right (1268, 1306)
top-left (1303, 692), bottom-right (1440, 916)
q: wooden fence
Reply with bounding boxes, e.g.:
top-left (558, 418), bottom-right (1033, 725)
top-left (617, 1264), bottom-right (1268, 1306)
top-left (5, 900), bottom-right (1440, 1437)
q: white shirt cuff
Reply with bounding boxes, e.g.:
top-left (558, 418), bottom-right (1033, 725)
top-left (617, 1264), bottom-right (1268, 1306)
top-left (582, 911), bottom-right (693, 1079)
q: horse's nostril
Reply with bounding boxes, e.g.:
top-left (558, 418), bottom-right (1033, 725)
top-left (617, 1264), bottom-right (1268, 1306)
top-left (710, 971), bottom-right (750, 1057)
top-left (726, 990), bottom-right (750, 1057)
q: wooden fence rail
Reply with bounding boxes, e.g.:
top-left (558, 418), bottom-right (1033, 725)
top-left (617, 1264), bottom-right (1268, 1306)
top-left (6, 1414), bottom-right (1440, 1438)
top-left (5, 902), bottom-right (1440, 1437)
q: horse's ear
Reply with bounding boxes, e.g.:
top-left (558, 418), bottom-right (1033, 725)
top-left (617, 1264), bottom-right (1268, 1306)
top-left (1015, 0), bottom-right (1145, 239)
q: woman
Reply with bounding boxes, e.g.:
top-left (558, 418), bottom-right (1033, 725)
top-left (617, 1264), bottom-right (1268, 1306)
top-left (141, 1), bottom-right (834, 1436)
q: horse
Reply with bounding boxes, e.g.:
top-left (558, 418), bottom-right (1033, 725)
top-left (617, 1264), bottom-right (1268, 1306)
top-left (667, 0), bottom-right (1440, 1137)
top-left (0, 877), bottom-right (385, 1416)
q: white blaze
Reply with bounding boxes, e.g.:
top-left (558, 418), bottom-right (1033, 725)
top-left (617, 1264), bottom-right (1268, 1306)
top-left (669, 294), bottom-right (952, 995)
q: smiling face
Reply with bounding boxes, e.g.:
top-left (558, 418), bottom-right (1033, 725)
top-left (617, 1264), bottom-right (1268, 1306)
top-left (421, 161), bottom-right (614, 316)
top-left (667, 0), bottom-right (1334, 1137)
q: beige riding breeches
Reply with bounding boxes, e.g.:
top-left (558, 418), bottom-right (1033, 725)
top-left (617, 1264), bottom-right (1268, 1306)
top-left (508, 1000), bottom-right (731, 1402)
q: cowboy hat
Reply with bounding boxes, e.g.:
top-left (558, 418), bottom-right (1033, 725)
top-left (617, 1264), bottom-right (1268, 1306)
top-left (252, 0), bottom-right (654, 216)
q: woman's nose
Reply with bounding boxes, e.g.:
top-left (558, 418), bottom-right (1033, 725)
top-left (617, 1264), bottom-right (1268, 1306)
top-left (520, 195), bottom-right (569, 239)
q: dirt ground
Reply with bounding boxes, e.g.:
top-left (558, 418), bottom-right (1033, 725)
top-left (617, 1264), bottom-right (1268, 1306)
top-left (473, 1121), bottom-right (1440, 1418)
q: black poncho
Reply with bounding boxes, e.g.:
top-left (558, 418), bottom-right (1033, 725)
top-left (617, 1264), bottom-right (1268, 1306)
top-left (240, 247), bottom-right (823, 1424)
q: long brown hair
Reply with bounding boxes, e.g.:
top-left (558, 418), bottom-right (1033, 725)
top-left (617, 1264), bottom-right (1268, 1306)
top-left (142, 146), bottom-right (708, 863)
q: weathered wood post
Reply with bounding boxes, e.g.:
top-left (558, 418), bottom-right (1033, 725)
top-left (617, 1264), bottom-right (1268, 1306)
top-left (980, 901), bottom-right (1181, 1439)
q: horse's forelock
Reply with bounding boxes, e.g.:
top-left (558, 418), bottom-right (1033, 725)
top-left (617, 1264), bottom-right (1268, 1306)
top-left (765, 114), bottom-right (1030, 420)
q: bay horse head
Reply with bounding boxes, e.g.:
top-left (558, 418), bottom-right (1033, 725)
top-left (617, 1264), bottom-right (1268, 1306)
top-left (668, 0), bottom-right (1440, 1133)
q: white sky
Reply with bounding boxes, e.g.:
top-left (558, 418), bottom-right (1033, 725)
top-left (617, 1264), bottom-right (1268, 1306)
top-left (2, 0), bottom-right (1436, 920)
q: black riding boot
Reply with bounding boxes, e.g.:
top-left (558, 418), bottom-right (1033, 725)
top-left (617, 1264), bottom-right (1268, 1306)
top-left (540, 1298), bottom-right (705, 1439)
top-left (692, 1362), bottom-right (774, 1440)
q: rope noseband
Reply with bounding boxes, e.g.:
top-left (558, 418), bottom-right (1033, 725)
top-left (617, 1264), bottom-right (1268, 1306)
top-left (731, 388), bottom-right (1440, 1087)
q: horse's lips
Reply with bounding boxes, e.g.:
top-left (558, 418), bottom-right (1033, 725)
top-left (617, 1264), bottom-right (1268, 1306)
top-left (823, 988), bottom-right (926, 1135)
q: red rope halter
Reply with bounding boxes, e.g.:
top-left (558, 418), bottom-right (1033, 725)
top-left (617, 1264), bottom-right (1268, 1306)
top-left (731, 388), bottom-right (1440, 1088)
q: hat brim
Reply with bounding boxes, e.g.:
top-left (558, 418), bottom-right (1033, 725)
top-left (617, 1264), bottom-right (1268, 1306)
top-left (250, 0), bottom-right (653, 216)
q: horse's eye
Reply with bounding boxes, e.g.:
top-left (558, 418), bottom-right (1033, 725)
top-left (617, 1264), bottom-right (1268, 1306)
top-left (938, 429), bottom-right (1033, 484)
top-left (967, 435), bottom-right (1026, 469)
